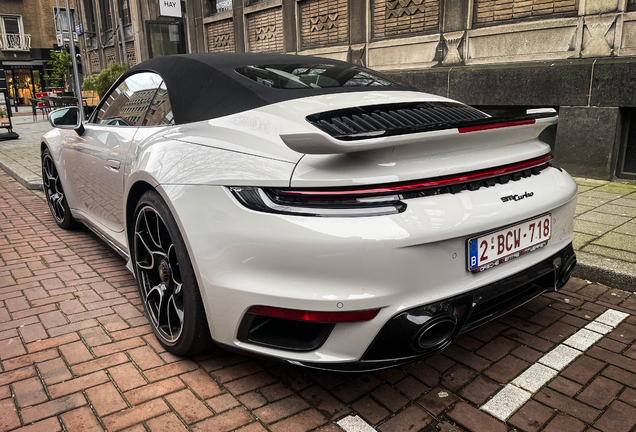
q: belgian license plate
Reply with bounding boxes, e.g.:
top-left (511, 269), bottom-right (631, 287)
top-left (468, 213), bottom-right (552, 272)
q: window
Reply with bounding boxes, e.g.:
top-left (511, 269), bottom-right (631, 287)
top-left (0, 15), bottom-right (29, 51)
top-left (2, 16), bottom-right (20, 35)
top-left (207, 0), bottom-right (232, 15)
top-left (235, 64), bottom-right (400, 89)
top-left (142, 82), bottom-right (174, 126)
top-left (96, 72), bottom-right (164, 126)
top-left (53, 8), bottom-right (78, 42)
top-left (99, 0), bottom-right (113, 31)
top-left (83, 0), bottom-right (96, 33)
top-left (119, 0), bottom-right (131, 25)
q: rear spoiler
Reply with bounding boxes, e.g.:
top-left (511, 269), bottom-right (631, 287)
top-left (280, 113), bottom-right (558, 155)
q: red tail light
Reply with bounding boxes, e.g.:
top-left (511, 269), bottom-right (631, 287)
top-left (247, 306), bottom-right (380, 323)
top-left (279, 153), bottom-right (553, 198)
top-left (458, 119), bottom-right (536, 133)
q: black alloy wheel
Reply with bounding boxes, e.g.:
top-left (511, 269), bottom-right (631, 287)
top-left (133, 190), bottom-right (211, 355)
top-left (42, 148), bottom-right (77, 229)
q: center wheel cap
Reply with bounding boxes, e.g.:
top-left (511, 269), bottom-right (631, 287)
top-left (158, 260), bottom-right (170, 284)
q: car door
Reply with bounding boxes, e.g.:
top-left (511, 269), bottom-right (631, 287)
top-left (63, 72), bottom-right (164, 243)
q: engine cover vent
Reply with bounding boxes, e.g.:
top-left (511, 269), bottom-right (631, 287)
top-left (306, 102), bottom-right (490, 141)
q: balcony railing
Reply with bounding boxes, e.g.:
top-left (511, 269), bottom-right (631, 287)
top-left (0, 33), bottom-right (31, 51)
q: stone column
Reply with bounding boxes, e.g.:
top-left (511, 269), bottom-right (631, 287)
top-left (282, 0), bottom-right (297, 52)
top-left (233, 0), bottom-right (246, 52)
top-left (348, 0), bottom-right (366, 65)
top-left (440, 0), bottom-right (469, 66)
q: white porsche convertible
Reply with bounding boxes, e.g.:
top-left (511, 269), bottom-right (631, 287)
top-left (42, 53), bottom-right (577, 371)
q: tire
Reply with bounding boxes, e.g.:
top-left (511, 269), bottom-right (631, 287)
top-left (132, 190), bottom-right (211, 355)
top-left (42, 148), bottom-right (77, 230)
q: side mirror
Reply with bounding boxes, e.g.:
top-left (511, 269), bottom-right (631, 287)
top-left (49, 107), bottom-right (84, 136)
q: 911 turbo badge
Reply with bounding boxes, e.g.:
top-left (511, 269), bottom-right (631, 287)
top-left (501, 191), bottom-right (535, 202)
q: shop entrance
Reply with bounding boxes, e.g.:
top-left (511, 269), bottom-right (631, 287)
top-left (5, 68), bottom-right (43, 106)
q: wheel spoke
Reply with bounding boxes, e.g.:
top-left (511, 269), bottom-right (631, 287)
top-left (54, 195), bottom-right (65, 219)
top-left (145, 283), bottom-right (165, 327)
top-left (166, 288), bottom-right (184, 340)
top-left (168, 244), bottom-right (182, 285)
top-left (144, 211), bottom-right (162, 250)
top-left (135, 230), bottom-right (162, 270)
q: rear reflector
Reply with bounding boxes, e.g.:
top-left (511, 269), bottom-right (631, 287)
top-left (247, 306), bottom-right (380, 323)
top-left (458, 119), bottom-right (536, 133)
top-left (279, 153), bottom-right (553, 198)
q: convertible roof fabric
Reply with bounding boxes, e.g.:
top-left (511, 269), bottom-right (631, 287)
top-left (117, 53), bottom-right (410, 125)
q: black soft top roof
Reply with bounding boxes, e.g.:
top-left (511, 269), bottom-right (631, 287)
top-left (117, 53), bottom-right (410, 125)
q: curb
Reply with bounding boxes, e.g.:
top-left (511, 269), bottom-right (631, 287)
top-left (0, 159), bottom-right (42, 190)
top-left (572, 250), bottom-right (636, 289)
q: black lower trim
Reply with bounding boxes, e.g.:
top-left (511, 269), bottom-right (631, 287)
top-left (293, 243), bottom-right (575, 372)
top-left (237, 313), bottom-right (334, 352)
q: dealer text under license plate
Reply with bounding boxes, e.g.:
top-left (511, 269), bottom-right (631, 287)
top-left (468, 213), bottom-right (552, 272)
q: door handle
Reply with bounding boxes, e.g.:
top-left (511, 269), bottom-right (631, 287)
top-left (106, 159), bottom-right (121, 171)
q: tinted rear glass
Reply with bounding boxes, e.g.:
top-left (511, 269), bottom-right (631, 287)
top-left (235, 64), bottom-right (399, 89)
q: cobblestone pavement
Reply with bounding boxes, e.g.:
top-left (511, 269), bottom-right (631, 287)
top-left (2, 170), bottom-right (636, 432)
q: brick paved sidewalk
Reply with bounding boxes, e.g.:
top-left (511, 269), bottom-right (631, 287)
top-left (2, 166), bottom-right (636, 432)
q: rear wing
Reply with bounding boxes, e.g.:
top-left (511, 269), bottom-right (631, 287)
top-left (280, 111), bottom-right (558, 155)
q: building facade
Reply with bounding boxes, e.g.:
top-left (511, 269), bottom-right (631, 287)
top-left (0, 0), bottom-right (78, 108)
top-left (49, 0), bottom-right (636, 179)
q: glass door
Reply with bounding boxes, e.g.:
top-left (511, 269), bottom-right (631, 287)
top-left (12, 69), bottom-right (34, 106)
top-left (146, 21), bottom-right (185, 58)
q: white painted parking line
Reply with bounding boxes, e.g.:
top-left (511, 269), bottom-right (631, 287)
top-left (480, 307), bottom-right (629, 421)
top-left (563, 328), bottom-right (604, 351)
top-left (482, 384), bottom-right (532, 420)
top-left (538, 344), bottom-right (582, 370)
top-left (585, 321), bottom-right (613, 334)
top-left (596, 309), bottom-right (629, 327)
top-left (512, 363), bottom-right (558, 393)
top-left (337, 415), bottom-right (377, 432)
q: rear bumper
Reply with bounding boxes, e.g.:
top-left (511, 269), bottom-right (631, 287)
top-left (160, 165), bottom-right (577, 366)
top-left (293, 242), bottom-right (575, 371)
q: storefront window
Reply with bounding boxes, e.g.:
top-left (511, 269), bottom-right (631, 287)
top-left (32, 70), bottom-right (42, 94)
top-left (11, 69), bottom-right (34, 106)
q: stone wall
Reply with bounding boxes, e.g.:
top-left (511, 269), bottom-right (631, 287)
top-left (73, 0), bottom-right (636, 180)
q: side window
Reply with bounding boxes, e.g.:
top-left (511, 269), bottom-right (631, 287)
top-left (96, 72), bottom-right (163, 126)
top-left (142, 82), bottom-right (174, 126)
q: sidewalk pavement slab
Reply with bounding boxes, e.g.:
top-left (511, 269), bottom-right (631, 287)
top-left (0, 117), bottom-right (635, 289)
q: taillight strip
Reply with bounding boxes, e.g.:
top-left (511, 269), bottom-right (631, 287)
top-left (458, 119), bottom-right (536, 133)
top-left (280, 153), bottom-right (553, 198)
top-left (247, 306), bottom-right (380, 323)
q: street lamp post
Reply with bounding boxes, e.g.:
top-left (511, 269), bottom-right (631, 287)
top-left (64, 0), bottom-right (85, 121)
